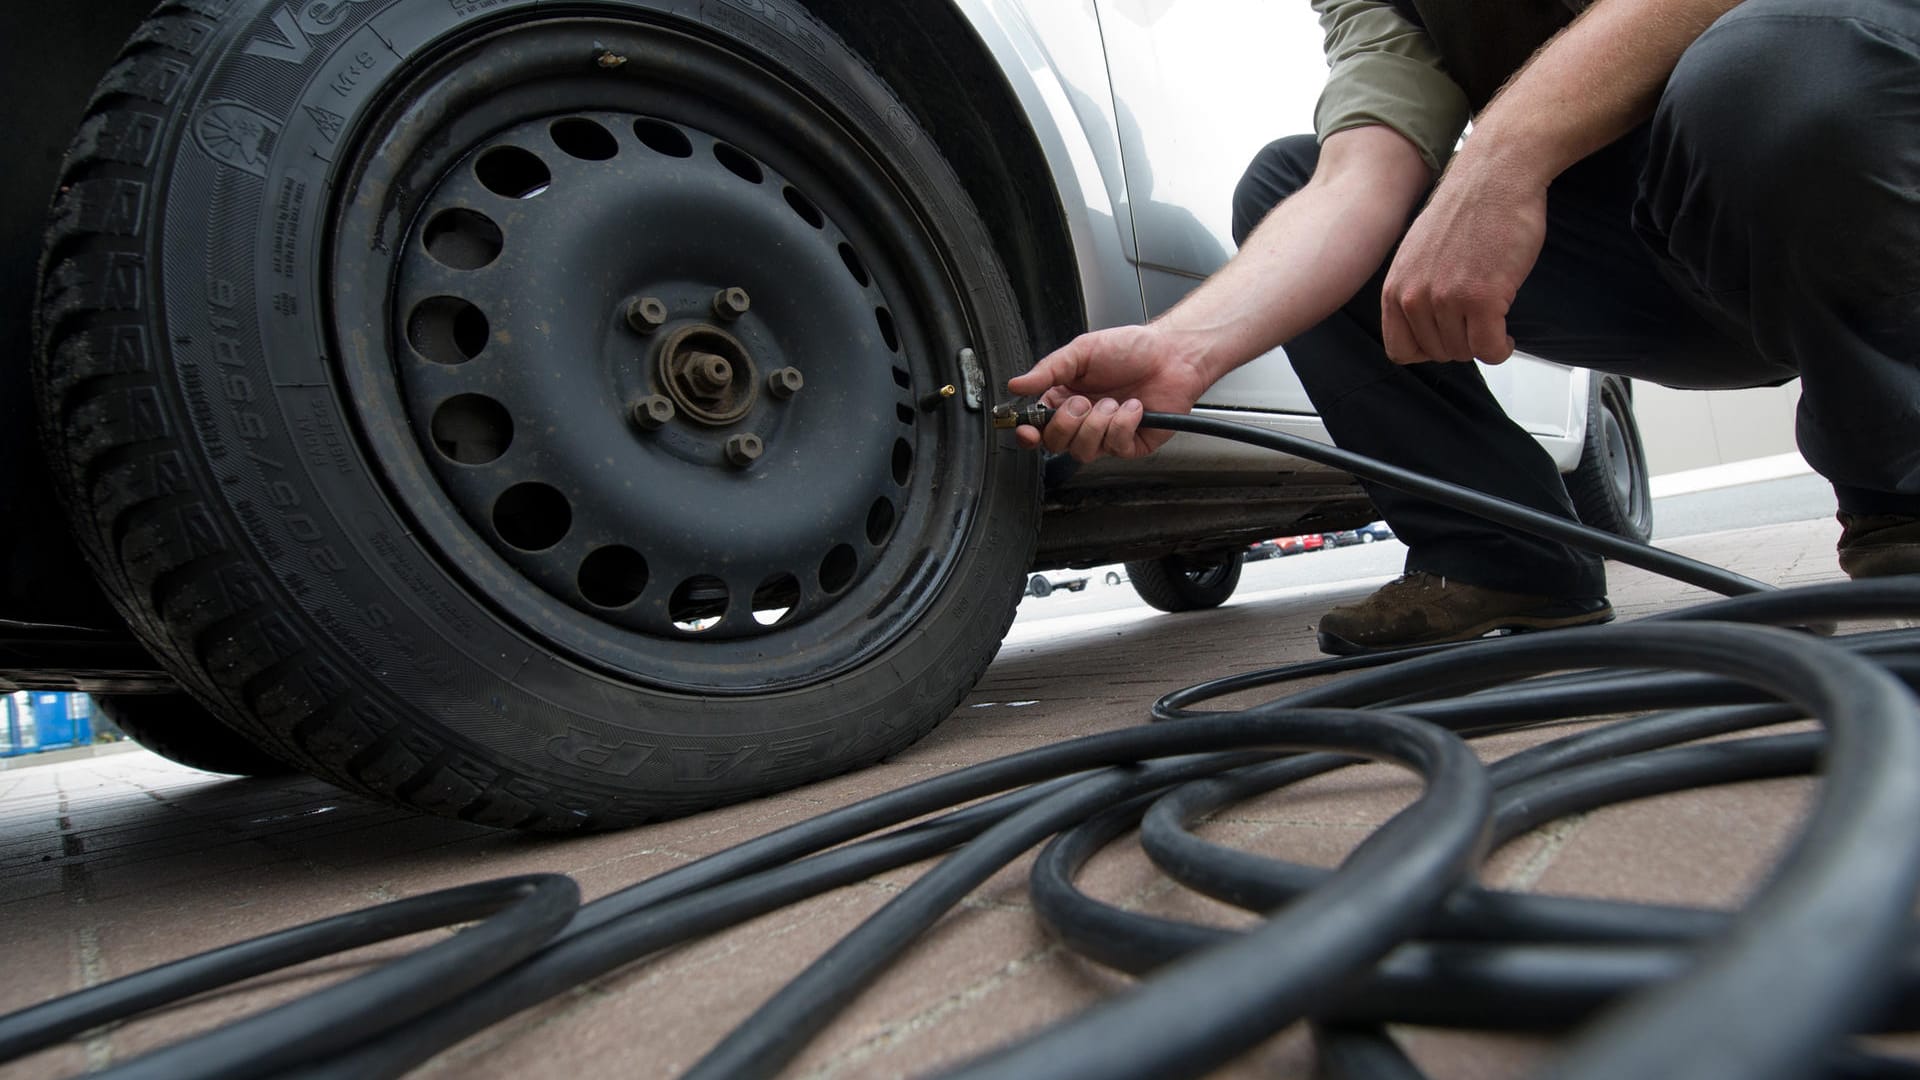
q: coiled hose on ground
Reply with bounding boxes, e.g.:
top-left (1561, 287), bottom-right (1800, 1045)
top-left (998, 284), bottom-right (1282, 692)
top-left (6, 411), bottom-right (1920, 1080)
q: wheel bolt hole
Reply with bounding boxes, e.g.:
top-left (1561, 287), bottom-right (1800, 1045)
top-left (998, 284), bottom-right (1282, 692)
top-left (634, 117), bottom-right (692, 158)
top-left (896, 403), bottom-right (915, 426)
top-left (423, 208), bottom-right (504, 270)
top-left (891, 367), bottom-right (910, 390)
top-left (670, 577), bottom-right (730, 632)
top-left (408, 297), bottom-right (491, 364)
top-left (713, 142), bottom-right (764, 184)
top-left (866, 498), bottom-right (896, 546)
top-left (753, 574), bottom-right (801, 627)
top-left (431, 394), bottom-right (514, 465)
top-left (784, 186), bottom-right (824, 229)
top-left (551, 117), bottom-right (618, 161)
top-left (493, 483), bottom-right (571, 551)
top-left (892, 439), bottom-right (913, 486)
top-left (579, 547), bottom-right (649, 608)
top-left (475, 145), bottom-right (551, 199)
top-left (839, 243), bottom-right (870, 287)
top-left (819, 545), bottom-right (858, 595)
top-left (875, 307), bottom-right (900, 352)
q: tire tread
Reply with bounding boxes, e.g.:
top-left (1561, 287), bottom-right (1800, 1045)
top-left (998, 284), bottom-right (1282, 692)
top-left (31, 1), bottom-right (530, 825)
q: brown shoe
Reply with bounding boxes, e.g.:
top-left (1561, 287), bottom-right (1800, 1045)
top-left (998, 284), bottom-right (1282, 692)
top-left (1837, 513), bottom-right (1920, 579)
top-left (1317, 571), bottom-right (1614, 656)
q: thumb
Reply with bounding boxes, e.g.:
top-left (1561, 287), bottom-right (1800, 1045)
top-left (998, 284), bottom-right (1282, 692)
top-left (1008, 339), bottom-right (1091, 397)
top-left (1006, 365), bottom-right (1054, 396)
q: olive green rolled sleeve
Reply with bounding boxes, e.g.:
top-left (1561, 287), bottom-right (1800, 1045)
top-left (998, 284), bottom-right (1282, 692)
top-left (1310, 0), bottom-right (1471, 173)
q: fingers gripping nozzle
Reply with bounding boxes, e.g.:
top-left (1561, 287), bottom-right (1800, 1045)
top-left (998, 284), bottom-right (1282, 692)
top-left (991, 403), bottom-right (1057, 430)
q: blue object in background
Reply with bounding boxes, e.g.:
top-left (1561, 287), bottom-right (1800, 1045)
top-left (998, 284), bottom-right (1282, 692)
top-left (1, 692), bottom-right (92, 757)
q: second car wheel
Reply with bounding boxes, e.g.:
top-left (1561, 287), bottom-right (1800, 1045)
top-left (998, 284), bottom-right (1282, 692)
top-left (36, 0), bottom-right (1039, 829)
top-left (1568, 373), bottom-right (1654, 542)
top-left (1124, 550), bottom-right (1244, 613)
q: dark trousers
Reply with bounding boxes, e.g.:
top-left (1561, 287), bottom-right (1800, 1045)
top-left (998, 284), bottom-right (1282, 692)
top-left (1232, 0), bottom-right (1920, 596)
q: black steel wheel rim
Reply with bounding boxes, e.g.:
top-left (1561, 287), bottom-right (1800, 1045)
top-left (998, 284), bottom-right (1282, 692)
top-left (327, 13), bottom-right (984, 694)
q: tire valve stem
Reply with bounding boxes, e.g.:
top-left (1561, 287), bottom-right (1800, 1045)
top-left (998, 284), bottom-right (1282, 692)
top-left (990, 403), bottom-right (1055, 430)
top-left (921, 384), bottom-right (958, 411)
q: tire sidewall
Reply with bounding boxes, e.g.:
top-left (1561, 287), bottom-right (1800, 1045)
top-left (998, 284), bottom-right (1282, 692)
top-left (133, 0), bottom-right (1037, 822)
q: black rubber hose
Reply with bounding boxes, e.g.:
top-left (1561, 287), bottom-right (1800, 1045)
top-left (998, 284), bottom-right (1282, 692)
top-left (1148, 578), bottom-right (1920, 726)
top-left (296, 741), bottom-right (1264, 1080)
top-left (290, 772), bottom-right (1139, 1080)
top-left (1136, 412), bottom-right (1772, 597)
top-left (1031, 731), bottom-right (1920, 1037)
top-left (687, 709), bottom-right (1490, 1080)
top-left (1034, 732), bottom-right (1813, 983)
top-left (979, 625), bottom-right (1920, 1080)
top-left (934, 708), bottom-right (1491, 1080)
top-left (1311, 1024), bottom-right (1429, 1080)
top-left (10, 408), bottom-right (1920, 1080)
top-left (1138, 732), bottom-right (1817, 943)
top-left (0, 875), bottom-right (580, 1080)
top-left (680, 760), bottom-right (1242, 1080)
top-left (0, 875), bottom-right (577, 1066)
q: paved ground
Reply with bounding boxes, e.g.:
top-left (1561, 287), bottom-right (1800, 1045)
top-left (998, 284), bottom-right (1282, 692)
top-left (1, 515), bottom-right (1904, 1079)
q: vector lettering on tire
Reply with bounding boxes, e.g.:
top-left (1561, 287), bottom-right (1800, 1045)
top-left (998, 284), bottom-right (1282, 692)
top-left (34, 0), bottom-right (1039, 829)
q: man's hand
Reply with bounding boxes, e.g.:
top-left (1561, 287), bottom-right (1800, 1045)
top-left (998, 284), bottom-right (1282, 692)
top-left (1005, 324), bottom-right (1214, 462)
top-left (1381, 154), bottom-right (1545, 366)
top-left (1378, 0), bottom-right (1744, 367)
top-left (1003, 126), bottom-right (1433, 463)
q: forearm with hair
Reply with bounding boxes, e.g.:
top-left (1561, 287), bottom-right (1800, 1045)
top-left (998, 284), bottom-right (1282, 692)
top-left (1156, 126), bottom-right (1430, 385)
top-left (1468, 0), bottom-right (1747, 183)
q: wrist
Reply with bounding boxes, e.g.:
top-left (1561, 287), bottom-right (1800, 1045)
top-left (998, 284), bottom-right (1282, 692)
top-left (1150, 310), bottom-right (1257, 389)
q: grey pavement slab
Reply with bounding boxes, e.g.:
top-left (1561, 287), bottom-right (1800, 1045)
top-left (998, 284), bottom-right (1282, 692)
top-left (2, 516), bottom-right (1913, 1079)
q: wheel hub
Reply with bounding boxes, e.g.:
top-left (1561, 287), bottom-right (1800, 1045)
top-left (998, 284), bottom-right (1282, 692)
top-left (656, 322), bottom-right (758, 425)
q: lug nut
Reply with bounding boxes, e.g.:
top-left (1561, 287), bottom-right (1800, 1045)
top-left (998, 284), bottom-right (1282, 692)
top-left (767, 367), bottom-right (805, 400)
top-left (724, 433), bottom-right (764, 468)
top-left (625, 296), bottom-right (669, 334)
top-left (712, 287), bottom-right (751, 321)
top-left (632, 395), bottom-right (676, 430)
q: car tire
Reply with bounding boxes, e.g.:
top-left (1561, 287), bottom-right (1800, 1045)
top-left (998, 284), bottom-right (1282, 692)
top-left (1028, 575), bottom-right (1053, 599)
top-left (34, 0), bottom-right (1039, 829)
top-left (1361, 534), bottom-right (1376, 543)
top-left (1124, 550), bottom-right (1244, 613)
top-left (93, 694), bottom-right (293, 777)
top-left (1568, 373), bottom-right (1654, 542)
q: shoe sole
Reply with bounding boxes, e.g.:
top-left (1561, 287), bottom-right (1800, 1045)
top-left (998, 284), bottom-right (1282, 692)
top-left (1840, 543), bottom-right (1920, 580)
top-left (1316, 605), bottom-right (1616, 657)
